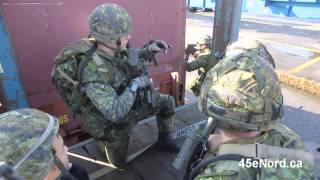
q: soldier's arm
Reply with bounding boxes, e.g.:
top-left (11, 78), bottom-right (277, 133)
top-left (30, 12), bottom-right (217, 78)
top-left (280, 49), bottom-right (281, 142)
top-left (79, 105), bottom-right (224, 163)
top-left (137, 48), bottom-right (154, 60)
top-left (185, 54), bottom-right (210, 72)
top-left (84, 82), bottom-right (136, 124)
top-left (137, 40), bottom-right (172, 60)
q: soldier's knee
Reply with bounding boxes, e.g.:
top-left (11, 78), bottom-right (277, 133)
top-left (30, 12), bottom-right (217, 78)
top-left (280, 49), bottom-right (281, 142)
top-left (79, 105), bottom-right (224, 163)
top-left (154, 95), bottom-right (174, 120)
top-left (161, 95), bottom-right (175, 113)
top-left (99, 139), bottom-right (128, 168)
top-left (99, 128), bottom-right (129, 167)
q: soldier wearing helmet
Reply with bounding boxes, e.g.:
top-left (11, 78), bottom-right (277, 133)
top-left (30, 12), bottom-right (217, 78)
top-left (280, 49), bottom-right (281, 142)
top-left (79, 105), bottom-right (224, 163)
top-left (196, 35), bottom-right (212, 54)
top-left (0, 109), bottom-right (69, 180)
top-left (185, 38), bottom-right (274, 97)
top-left (57, 3), bottom-right (179, 168)
top-left (0, 109), bottom-right (89, 180)
top-left (185, 35), bottom-right (212, 96)
top-left (191, 46), bottom-right (314, 179)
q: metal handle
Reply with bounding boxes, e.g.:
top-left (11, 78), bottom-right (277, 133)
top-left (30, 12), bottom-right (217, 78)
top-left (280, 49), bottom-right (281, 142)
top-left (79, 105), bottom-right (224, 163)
top-left (172, 117), bottom-right (217, 171)
top-left (172, 132), bottom-right (202, 171)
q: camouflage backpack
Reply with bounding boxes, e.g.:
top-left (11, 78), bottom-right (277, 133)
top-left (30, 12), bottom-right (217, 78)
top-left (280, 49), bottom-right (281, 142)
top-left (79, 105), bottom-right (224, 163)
top-left (51, 39), bottom-right (97, 115)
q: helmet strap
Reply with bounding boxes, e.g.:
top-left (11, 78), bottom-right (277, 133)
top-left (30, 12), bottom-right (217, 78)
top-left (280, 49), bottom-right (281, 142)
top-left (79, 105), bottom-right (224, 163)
top-left (98, 39), bottom-right (123, 58)
top-left (13, 115), bottom-right (55, 170)
top-left (99, 42), bottom-right (119, 52)
top-left (115, 39), bottom-right (122, 58)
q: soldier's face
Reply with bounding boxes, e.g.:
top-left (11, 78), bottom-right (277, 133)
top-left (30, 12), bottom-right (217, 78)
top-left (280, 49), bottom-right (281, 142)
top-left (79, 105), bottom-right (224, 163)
top-left (119, 35), bottom-right (131, 51)
top-left (199, 44), bottom-right (207, 50)
top-left (44, 134), bottom-right (70, 180)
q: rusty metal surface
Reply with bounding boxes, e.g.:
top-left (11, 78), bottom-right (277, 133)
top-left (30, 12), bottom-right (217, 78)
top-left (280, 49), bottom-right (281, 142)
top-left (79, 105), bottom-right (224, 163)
top-left (0, 0), bottom-right (186, 140)
top-left (1, 0), bottom-right (186, 107)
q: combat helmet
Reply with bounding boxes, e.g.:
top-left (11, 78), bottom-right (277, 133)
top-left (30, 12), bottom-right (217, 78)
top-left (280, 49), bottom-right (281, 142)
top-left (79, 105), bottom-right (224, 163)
top-left (198, 35), bottom-right (212, 45)
top-left (0, 108), bottom-right (59, 179)
top-left (227, 39), bottom-right (276, 68)
top-left (196, 35), bottom-right (212, 51)
top-left (198, 51), bottom-right (283, 131)
top-left (88, 3), bottom-right (133, 44)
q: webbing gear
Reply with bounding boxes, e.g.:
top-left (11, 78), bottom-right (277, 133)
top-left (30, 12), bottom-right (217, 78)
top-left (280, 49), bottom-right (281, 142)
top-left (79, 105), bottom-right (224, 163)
top-left (188, 154), bottom-right (248, 180)
top-left (77, 42), bottom-right (98, 86)
top-left (52, 39), bottom-right (99, 116)
top-left (13, 115), bottom-right (55, 170)
top-left (217, 143), bottom-right (315, 166)
top-left (93, 48), bottom-right (122, 67)
top-left (56, 67), bottom-right (79, 87)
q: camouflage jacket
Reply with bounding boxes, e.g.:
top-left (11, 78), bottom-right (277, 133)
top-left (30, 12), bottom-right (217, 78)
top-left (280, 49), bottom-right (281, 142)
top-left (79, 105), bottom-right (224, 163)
top-left (185, 52), bottom-right (210, 72)
top-left (195, 124), bottom-right (314, 180)
top-left (81, 48), bottom-right (153, 138)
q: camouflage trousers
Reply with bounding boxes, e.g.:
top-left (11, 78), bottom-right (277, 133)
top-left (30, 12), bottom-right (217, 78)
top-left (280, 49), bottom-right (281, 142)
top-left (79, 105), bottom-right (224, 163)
top-left (191, 70), bottom-right (206, 96)
top-left (97, 92), bottom-right (175, 167)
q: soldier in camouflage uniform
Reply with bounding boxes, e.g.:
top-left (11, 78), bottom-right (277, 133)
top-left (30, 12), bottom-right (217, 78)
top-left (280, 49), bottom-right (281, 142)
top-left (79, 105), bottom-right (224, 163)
top-left (71, 3), bottom-right (178, 167)
top-left (185, 35), bottom-right (212, 96)
top-left (185, 39), bottom-right (275, 96)
top-left (0, 109), bottom-right (72, 180)
top-left (192, 46), bottom-right (314, 179)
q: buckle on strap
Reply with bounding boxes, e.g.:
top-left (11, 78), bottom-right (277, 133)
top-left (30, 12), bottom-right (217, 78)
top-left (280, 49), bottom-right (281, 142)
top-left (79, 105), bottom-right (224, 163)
top-left (254, 143), bottom-right (263, 158)
top-left (217, 143), bottom-right (262, 158)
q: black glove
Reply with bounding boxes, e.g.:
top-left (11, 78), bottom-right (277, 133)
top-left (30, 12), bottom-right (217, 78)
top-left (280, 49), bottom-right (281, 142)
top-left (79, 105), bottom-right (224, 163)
top-left (147, 40), bottom-right (173, 54)
top-left (129, 75), bottom-right (152, 93)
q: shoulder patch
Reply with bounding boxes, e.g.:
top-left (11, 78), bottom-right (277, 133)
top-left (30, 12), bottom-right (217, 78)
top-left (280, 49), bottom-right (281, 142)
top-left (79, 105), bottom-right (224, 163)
top-left (87, 61), bottom-right (98, 72)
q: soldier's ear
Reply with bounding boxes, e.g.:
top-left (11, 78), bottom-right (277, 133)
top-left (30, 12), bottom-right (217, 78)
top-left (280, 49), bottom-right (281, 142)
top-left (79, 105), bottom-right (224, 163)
top-left (126, 41), bottom-right (131, 49)
top-left (116, 39), bottom-right (121, 46)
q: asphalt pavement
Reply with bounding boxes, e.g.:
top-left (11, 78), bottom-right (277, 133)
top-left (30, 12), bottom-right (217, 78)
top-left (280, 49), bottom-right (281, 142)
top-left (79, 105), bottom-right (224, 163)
top-left (185, 12), bottom-right (320, 174)
top-left (187, 12), bottom-right (320, 83)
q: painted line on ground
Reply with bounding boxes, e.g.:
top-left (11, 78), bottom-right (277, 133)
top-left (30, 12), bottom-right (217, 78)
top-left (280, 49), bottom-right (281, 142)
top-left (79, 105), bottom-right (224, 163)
top-left (67, 152), bottom-right (117, 168)
top-left (259, 39), bottom-right (320, 96)
top-left (277, 70), bottom-right (320, 96)
top-left (288, 56), bottom-right (320, 74)
top-left (261, 39), bottom-right (320, 54)
top-left (263, 38), bottom-right (320, 74)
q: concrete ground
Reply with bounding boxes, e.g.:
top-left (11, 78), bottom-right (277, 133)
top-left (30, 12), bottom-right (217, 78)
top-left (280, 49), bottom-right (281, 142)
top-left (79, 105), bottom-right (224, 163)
top-left (186, 12), bottom-right (320, 96)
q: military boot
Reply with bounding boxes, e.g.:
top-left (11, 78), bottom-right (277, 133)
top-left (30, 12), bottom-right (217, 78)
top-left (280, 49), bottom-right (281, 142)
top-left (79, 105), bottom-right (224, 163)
top-left (156, 131), bottom-right (180, 153)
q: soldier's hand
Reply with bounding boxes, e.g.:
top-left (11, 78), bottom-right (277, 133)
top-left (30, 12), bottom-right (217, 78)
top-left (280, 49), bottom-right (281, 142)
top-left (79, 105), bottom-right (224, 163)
top-left (208, 134), bottom-right (222, 152)
top-left (147, 40), bottom-right (173, 54)
top-left (129, 75), bottom-right (152, 93)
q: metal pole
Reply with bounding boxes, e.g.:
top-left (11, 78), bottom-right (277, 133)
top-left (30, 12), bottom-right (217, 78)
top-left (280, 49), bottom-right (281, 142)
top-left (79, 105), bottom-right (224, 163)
top-left (209, 0), bottom-right (243, 69)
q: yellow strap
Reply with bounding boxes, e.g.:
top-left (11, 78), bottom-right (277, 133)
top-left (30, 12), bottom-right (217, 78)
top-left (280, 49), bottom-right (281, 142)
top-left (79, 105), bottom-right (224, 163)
top-left (218, 143), bottom-right (314, 166)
